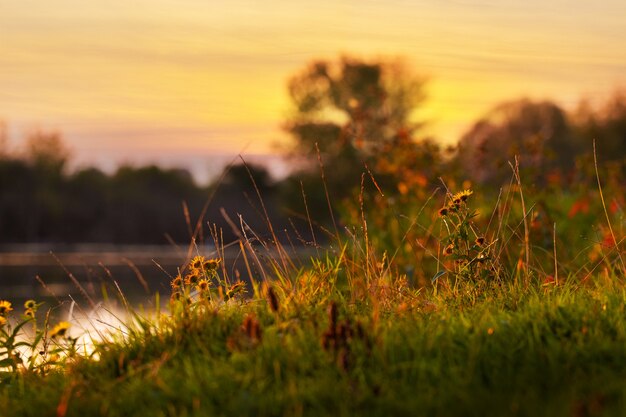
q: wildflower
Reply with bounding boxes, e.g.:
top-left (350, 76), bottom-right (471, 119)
top-left (24, 309), bottom-right (35, 319)
top-left (190, 255), bottom-right (205, 270)
top-left (170, 291), bottom-right (182, 302)
top-left (170, 275), bottom-right (183, 289)
top-left (475, 237), bottom-right (485, 246)
top-left (0, 300), bottom-right (13, 316)
top-left (543, 275), bottom-right (557, 286)
top-left (49, 322), bottom-right (71, 339)
top-left (196, 279), bottom-right (210, 292)
top-left (0, 316), bottom-right (6, 327)
top-left (397, 182), bottom-right (409, 195)
top-left (184, 271), bottom-right (200, 285)
top-left (453, 189), bottom-right (473, 202)
top-left (226, 281), bottom-right (246, 299)
top-left (24, 300), bottom-right (37, 310)
top-left (203, 258), bottom-right (221, 271)
top-left (438, 207), bottom-right (448, 217)
top-left (443, 244), bottom-right (454, 256)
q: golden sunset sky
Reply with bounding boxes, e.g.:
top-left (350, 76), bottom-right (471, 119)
top-left (1, 0), bottom-right (625, 180)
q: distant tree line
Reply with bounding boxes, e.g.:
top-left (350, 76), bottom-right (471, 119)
top-left (0, 130), bottom-right (287, 244)
top-left (1, 56), bottom-right (625, 245)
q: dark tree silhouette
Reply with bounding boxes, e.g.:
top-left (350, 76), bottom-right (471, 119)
top-left (284, 56), bottom-right (426, 164)
top-left (458, 99), bottom-right (582, 185)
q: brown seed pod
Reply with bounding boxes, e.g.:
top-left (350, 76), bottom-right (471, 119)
top-left (266, 286), bottom-right (279, 313)
top-left (327, 301), bottom-right (338, 330)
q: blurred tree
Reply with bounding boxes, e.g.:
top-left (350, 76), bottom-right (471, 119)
top-left (282, 56), bottom-right (437, 232)
top-left (574, 90), bottom-right (626, 163)
top-left (457, 99), bottom-right (582, 185)
top-left (24, 130), bottom-right (70, 175)
top-left (285, 56), bottom-right (426, 164)
top-left (109, 165), bottom-right (201, 243)
top-left (205, 163), bottom-right (289, 243)
top-left (222, 163), bottom-right (273, 194)
top-left (62, 168), bottom-right (111, 241)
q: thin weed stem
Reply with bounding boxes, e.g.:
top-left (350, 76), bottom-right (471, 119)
top-left (315, 143), bottom-right (341, 243)
top-left (593, 140), bottom-right (626, 275)
top-left (510, 157), bottom-right (530, 285)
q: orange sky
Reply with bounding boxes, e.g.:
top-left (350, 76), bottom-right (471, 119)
top-left (1, 0), bottom-right (626, 180)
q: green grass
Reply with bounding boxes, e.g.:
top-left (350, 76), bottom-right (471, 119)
top-left (1, 170), bottom-right (625, 416)
top-left (2, 275), bottom-right (626, 417)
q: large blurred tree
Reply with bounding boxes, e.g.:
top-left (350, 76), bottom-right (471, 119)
top-left (457, 99), bottom-right (583, 185)
top-left (284, 56), bottom-right (426, 165)
top-left (281, 56), bottom-right (441, 237)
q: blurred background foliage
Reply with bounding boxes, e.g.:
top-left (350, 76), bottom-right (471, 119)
top-left (0, 56), bottom-right (624, 256)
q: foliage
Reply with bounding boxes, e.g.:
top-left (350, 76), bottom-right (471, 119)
top-left (0, 300), bottom-right (77, 383)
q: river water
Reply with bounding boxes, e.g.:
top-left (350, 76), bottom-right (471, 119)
top-left (1, 243), bottom-right (316, 353)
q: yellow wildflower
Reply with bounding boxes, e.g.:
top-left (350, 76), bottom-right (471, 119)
top-left (452, 189), bottom-right (473, 202)
top-left (0, 316), bottom-right (6, 327)
top-left (49, 321), bottom-right (71, 339)
top-left (226, 281), bottom-right (246, 299)
top-left (203, 258), bottom-right (221, 271)
top-left (196, 279), bottom-right (210, 292)
top-left (0, 300), bottom-right (13, 316)
top-left (170, 275), bottom-right (183, 289)
top-left (24, 309), bottom-right (35, 319)
top-left (185, 271), bottom-right (200, 285)
top-left (24, 300), bottom-right (37, 310)
top-left (190, 255), bottom-right (205, 270)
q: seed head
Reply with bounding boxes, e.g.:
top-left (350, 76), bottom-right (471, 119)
top-left (328, 301), bottom-right (338, 329)
top-left (266, 286), bottom-right (279, 313)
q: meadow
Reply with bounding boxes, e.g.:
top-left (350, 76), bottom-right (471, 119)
top-left (0, 145), bottom-right (624, 417)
